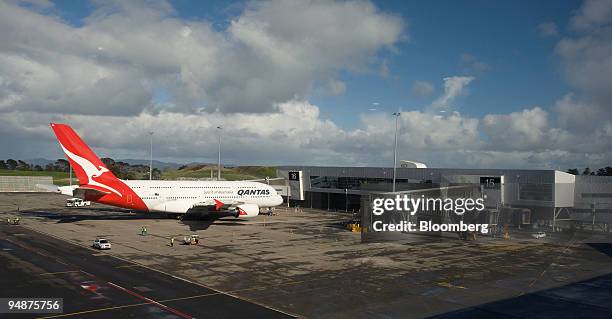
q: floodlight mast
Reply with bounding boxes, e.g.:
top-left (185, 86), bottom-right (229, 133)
top-left (217, 126), bottom-right (222, 180)
top-left (149, 131), bottom-right (154, 180)
top-left (392, 112), bottom-right (401, 192)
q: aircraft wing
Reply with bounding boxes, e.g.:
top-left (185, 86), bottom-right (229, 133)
top-left (191, 198), bottom-right (245, 210)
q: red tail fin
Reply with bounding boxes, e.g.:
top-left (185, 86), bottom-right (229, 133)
top-left (50, 123), bottom-right (149, 211)
top-left (50, 123), bottom-right (118, 186)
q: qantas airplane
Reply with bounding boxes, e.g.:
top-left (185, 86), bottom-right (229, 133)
top-left (48, 123), bottom-right (283, 219)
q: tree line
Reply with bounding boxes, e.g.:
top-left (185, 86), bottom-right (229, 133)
top-left (566, 167), bottom-right (612, 176)
top-left (0, 158), bottom-right (161, 180)
top-left (0, 159), bottom-right (67, 172)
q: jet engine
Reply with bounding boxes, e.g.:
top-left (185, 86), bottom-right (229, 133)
top-left (234, 204), bottom-right (259, 218)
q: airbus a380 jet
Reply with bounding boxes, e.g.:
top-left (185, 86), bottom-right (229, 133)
top-left (49, 123), bottom-right (283, 219)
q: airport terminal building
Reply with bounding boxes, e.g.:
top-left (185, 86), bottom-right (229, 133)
top-left (277, 166), bottom-right (612, 232)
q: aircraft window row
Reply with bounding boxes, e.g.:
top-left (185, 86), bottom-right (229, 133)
top-left (179, 186), bottom-right (232, 189)
top-left (168, 196), bottom-right (197, 199)
top-left (151, 186), bottom-right (173, 189)
top-left (200, 196), bottom-right (267, 199)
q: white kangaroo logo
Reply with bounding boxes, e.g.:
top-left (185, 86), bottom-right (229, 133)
top-left (60, 144), bottom-right (123, 197)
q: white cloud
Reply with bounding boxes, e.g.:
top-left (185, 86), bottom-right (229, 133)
top-left (480, 101), bottom-right (611, 159)
top-left (569, 0), bottom-right (612, 31)
top-left (548, 0), bottom-right (612, 167)
top-left (429, 76), bottom-right (474, 112)
top-left (536, 22), bottom-right (559, 37)
top-left (411, 81), bottom-right (435, 97)
top-left (554, 93), bottom-right (608, 131)
top-left (230, 0), bottom-right (404, 69)
top-left (1, 94), bottom-right (611, 169)
top-left (482, 107), bottom-right (558, 151)
top-left (556, 0), bottom-right (612, 106)
top-left (0, 0), bottom-right (404, 115)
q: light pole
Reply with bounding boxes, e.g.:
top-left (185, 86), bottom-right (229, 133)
top-left (392, 112), bottom-right (401, 192)
top-left (217, 126), bottom-right (222, 180)
top-left (149, 131), bottom-right (154, 180)
top-left (345, 188), bottom-right (348, 212)
top-left (587, 154), bottom-right (595, 230)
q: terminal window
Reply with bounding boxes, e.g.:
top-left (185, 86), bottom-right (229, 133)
top-left (519, 183), bottom-right (553, 201)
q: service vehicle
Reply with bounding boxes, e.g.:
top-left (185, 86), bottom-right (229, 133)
top-left (182, 234), bottom-right (200, 245)
top-left (92, 238), bottom-right (112, 250)
top-left (66, 198), bottom-right (91, 207)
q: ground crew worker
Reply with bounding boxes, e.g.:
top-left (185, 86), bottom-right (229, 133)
top-left (170, 237), bottom-right (174, 247)
top-left (143, 226), bottom-right (147, 236)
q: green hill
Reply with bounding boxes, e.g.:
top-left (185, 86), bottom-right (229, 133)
top-left (161, 165), bottom-right (277, 181)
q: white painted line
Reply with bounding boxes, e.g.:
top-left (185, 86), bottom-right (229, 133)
top-left (107, 281), bottom-right (193, 319)
top-left (22, 224), bottom-right (299, 318)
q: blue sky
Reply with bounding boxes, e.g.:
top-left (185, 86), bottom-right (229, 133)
top-left (313, 0), bottom-right (580, 127)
